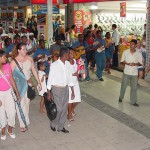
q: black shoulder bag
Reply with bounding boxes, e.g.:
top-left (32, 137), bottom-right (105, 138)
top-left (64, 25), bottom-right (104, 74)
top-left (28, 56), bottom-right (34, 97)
top-left (13, 58), bottom-right (36, 100)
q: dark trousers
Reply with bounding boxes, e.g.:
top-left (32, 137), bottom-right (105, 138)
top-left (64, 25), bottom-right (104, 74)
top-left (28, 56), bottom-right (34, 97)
top-left (86, 50), bottom-right (95, 68)
top-left (112, 45), bottom-right (119, 67)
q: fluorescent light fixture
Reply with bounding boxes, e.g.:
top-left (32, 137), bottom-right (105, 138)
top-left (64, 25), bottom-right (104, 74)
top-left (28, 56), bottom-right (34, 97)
top-left (141, 0), bottom-right (147, 2)
top-left (91, 5), bottom-right (98, 10)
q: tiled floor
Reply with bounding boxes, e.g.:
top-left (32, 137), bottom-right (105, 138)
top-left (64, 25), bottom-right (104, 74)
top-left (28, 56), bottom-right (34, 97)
top-left (1, 69), bottom-right (150, 150)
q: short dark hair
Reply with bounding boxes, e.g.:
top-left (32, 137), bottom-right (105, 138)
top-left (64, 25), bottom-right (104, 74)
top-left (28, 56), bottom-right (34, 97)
top-left (37, 61), bottom-right (45, 70)
top-left (78, 34), bottom-right (83, 38)
top-left (65, 27), bottom-right (70, 32)
top-left (71, 25), bottom-right (76, 29)
top-left (112, 24), bottom-right (117, 28)
top-left (4, 38), bottom-right (11, 45)
top-left (14, 34), bottom-right (20, 39)
top-left (39, 39), bottom-right (45, 44)
top-left (130, 39), bottom-right (137, 45)
top-left (0, 50), bottom-right (5, 57)
top-left (96, 30), bottom-right (102, 35)
top-left (94, 24), bottom-right (98, 28)
top-left (59, 47), bottom-right (69, 57)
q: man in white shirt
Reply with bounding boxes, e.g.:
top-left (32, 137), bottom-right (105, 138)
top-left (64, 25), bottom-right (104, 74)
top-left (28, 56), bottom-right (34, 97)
top-left (47, 47), bottom-right (75, 133)
top-left (119, 39), bottom-right (143, 106)
top-left (112, 24), bottom-right (119, 67)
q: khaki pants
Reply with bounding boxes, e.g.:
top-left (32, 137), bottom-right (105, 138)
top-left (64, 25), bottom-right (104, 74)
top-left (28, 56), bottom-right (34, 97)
top-left (0, 89), bottom-right (16, 128)
top-left (119, 73), bottom-right (138, 104)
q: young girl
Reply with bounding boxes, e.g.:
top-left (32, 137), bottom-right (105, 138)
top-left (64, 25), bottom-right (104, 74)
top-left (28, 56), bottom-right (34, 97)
top-left (68, 50), bottom-right (81, 121)
top-left (0, 50), bottom-right (20, 140)
top-left (37, 61), bottom-right (47, 113)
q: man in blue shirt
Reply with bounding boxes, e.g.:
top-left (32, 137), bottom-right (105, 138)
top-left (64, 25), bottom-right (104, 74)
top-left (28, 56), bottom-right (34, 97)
top-left (5, 35), bottom-right (21, 58)
top-left (33, 39), bottom-right (50, 75)
top-left (71, 34), bottom-right (91, 81)
top-left (93, 30), bottom-right (106, 81)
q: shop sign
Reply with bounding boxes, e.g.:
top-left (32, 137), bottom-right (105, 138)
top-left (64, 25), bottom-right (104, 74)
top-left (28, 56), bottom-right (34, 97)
top-left (31, 0), bottom-right (58, 5)
top-left (74, 10), bottom-right (84, 33)
top-left (120, 2), bottom-right (126, 17)
top-left (53, 5), bottom-right (60, 14)
top-left (32, 4), bottom-right (60, 14)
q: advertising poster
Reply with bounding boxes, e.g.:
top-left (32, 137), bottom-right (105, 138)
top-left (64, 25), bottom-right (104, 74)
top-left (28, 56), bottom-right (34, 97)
top-left (74, 10), bottom-right (84, 33)
top-left (7, 10), bottom-right (14, 30)
top-left (37, 14), bottom-right (46, 23)
top-left (84, 11), bottom-right (92, 27)
top-left (17, 9), bottom-right (24, 29)
top-left (120, 2), bottom-right (126, 17)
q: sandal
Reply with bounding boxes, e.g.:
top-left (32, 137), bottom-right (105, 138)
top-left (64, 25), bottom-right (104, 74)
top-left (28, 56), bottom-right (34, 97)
top-left (20, 128), bottom-right (27, 132)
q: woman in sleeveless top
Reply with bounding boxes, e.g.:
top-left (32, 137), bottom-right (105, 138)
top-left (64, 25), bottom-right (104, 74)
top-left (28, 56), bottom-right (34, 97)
top-left (10, 43), bottom-right (42, 132)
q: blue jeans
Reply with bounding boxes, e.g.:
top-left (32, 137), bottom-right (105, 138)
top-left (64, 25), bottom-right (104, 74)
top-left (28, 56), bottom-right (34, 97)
top-left (95, 51), bottom-right (106, 79)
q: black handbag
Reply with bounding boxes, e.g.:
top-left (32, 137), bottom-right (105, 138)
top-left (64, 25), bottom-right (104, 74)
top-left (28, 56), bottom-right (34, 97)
top-left (13, 59), bottom-right (36, 100)
top-left (44, 93), bottom-right (57, 121)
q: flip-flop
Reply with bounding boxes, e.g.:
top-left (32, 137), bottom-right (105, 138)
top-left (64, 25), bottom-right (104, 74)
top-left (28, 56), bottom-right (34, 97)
top-left (20, 128), bottom-right (27, 132)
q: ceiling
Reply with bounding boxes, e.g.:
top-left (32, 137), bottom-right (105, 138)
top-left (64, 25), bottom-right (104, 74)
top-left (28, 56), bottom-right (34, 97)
top-left (84, 0), bottom-right (147, 12)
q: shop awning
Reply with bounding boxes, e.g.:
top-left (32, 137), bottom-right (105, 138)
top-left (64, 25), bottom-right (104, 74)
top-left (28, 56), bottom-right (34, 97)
top-left (31, 0), bottom-right (58, 5)
top-left (63, 0), bottom-right (133, 4)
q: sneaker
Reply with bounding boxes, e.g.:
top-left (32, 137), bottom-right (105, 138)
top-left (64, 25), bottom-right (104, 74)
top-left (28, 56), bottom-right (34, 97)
top-left (7, 130), bottom-right (16, 139)
top-left (119, 98), bottom-right (122, 103)
top-left (132, 103), bottom-right (139, 107)
top-left (99, 78), bottom-right (104, 81)
top-left (86, 79), bottom-right (92, 82)
top-left (1, 135), bottom-right (6, 140)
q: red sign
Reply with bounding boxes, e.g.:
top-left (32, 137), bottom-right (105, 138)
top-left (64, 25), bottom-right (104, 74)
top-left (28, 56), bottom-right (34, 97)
top-left (74, 10), bottom-right (84, 33)
top-left (120, 2), bottom-right (126, 17)
top-left (64, 0), bottom-right (127, 4)
top-left (31, 0), bottom-right (58, 4)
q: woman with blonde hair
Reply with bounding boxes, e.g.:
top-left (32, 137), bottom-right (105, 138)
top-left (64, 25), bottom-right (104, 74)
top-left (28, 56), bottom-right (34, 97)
top-left (10, 43), bottom-right (41, 132)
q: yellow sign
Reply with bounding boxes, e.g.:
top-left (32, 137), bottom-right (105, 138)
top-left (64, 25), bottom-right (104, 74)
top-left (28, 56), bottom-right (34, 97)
top-left (75, 11), bottom-right (82, 20)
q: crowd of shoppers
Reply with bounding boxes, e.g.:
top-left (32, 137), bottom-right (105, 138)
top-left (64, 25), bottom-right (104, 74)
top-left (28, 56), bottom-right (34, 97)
top-left (0, 19), bottom-right (148, 141)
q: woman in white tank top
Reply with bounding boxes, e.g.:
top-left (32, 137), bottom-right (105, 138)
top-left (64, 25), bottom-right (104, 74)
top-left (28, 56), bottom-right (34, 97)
top-left (11, 43), bottom-right (42, 132)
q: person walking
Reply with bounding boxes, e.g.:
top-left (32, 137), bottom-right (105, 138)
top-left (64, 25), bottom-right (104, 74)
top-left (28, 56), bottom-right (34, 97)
top-left (119, 39), bottom-right (143, 106)
top-left (47, 47), bottom-right (75, 133)
top-left (67, 49), bottom-right (81, 121)
top-left (112, 24), bottom-right (119, 67)
top-left (10, 43), bottom-right (41, 132)
top-left (93, 30), bottom-right (106, 81)
top-left (105, 32), bottom-right (114, 74)
top-left (0, 50), bottom-right (21, 140)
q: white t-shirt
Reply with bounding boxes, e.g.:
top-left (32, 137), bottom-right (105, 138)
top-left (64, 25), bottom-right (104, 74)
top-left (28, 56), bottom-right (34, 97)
top-left (121, 49), bottom-right (143, 76)
top-left (38, 71), bottom-right (47, 96)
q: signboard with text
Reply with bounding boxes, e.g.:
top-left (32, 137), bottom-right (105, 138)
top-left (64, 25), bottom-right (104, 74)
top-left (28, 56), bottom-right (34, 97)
top-left (74, 10), bottom-right (84, 33)
top-left (32, 4), bottom-right (60, 14)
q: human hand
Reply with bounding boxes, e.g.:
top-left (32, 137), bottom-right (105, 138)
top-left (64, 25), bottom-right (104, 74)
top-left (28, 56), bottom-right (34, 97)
top-left (72, 72), bottom-right (78, 76)
top-left (37, 83), bottom-right (42, 91)
top-left (47, 91), bottom-right (52, 101)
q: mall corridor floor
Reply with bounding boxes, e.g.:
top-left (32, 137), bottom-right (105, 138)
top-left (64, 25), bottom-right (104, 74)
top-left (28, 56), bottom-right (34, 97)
top-left (1, 70), bottom-right (150, 150)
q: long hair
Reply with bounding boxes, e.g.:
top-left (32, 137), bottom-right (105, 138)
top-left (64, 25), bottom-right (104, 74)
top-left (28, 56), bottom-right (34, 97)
top-left (11, 43), bottom-right (26, 59)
